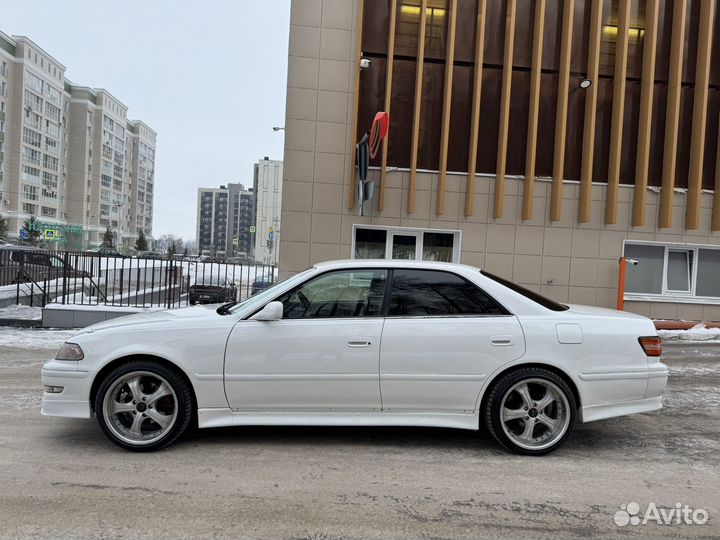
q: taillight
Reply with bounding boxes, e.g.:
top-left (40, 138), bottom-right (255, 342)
top-left (638, 336), bottom-right (662, 357)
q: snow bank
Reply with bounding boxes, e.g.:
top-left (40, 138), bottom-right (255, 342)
top-left (658, 323), bottom-right (720, 342)
top-left (0, 304), bottom-right (42, 321)
top-left (0, 327), bottom-right (78, 349)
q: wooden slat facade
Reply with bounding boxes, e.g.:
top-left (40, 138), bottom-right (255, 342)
top-left (349, 0), bottom-right (720, 238)
top-left (550, 0), bottom-right (575, 222)
top-left (407, 0), bottom-right (428, 214)
top-left (378, 0), bottom-right (398, 212)
top-left (464, 0), bottom-right (488, 218)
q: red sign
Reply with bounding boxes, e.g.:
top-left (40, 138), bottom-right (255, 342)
top-left (369, 111), bottom-right (389, 159)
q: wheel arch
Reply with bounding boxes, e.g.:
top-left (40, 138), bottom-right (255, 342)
top-left (89, 354), bottom-right (198, 414)
top-left (478, 362), bottom-right (582, 417)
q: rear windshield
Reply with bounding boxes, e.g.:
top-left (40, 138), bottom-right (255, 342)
top-left (481, 270), bottom-right (569, 312)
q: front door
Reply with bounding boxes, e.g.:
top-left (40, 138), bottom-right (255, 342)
top-left (379, 269), bottom-right (526, 413)
top-left (224, 268), bottom-right (388, 411)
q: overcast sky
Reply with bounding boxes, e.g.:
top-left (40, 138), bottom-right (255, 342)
top-left (5, 0), bottom-right (291, 241)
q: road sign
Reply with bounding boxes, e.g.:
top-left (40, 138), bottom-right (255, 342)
top-left (45, 230), bottom-right (56, 240)
top-left (19, 230), bottom-right (28, 240)
top-left (249, 226), bottom-right (256, 233)
top-left (268, 232), bottom-right (274, 240)
top-left (232, 237), bottom-right (239, 246)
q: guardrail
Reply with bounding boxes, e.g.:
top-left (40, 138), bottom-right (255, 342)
top-left (0, 249), bottom-right (277, 309)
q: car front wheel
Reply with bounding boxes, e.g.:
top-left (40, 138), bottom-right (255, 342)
top-left (484, 367), bottom-right (576, 455)
top-left (95, 360), bottom-right (193, 451)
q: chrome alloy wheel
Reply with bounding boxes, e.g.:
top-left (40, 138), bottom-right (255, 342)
top-left (102, 371), bottom-right (178, 446)
top-left (499, 378), bottom-right (571, 451)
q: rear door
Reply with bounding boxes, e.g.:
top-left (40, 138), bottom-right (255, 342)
top-left (379, 269), bottom-right (525, 413)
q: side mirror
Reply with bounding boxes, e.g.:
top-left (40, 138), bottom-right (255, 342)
top-left (251, 301), bottom-right (283, 321)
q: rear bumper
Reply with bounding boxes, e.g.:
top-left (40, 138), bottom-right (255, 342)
top-left (579, 362), bottom-right (668, 423)
top-left (581, 396), bottom-right (662, 423)
top-left (41, 366), bottom-right (93, 419)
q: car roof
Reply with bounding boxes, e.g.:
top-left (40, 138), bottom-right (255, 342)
top-left (313, 259), bottom-right (481, 272)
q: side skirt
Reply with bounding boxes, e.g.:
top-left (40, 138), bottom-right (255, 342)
top-left (197, 409), bottom-right (480, 431)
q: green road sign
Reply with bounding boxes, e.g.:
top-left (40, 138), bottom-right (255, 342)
top-left (249, 226), bottom-right (256, 233)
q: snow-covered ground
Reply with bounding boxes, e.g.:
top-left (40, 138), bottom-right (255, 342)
top-left (0, 327), bottom-right (78, 349)
top-left (658, 323), bottom-right (720, 342)
top-left (0, 304), bottom-right (42, 320)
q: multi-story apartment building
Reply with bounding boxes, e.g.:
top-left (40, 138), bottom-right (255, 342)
top-left (196, 182), bottom-right (256, 258)
top-left (0, 31), bottom-right (156, 248)
top-left (253, 157), bottom-right (282, 265)
top-left (232, 184), bottom-right (255, 258)
top-left (0, 33), bottom-right (69, 237)
top-left (127, 120), bottom-right (156, 237)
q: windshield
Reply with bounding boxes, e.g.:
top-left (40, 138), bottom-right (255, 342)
top-left (227, 268), bottom-right (315, 315)
top-left (481, 270), bottom-right (569, 312)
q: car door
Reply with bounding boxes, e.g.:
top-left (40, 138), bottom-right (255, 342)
top-left (379, 269), bottom-right (526, 413)
top-left (224, 268), bottom-right (388, 411)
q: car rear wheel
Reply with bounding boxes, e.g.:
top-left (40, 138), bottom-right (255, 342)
top-left (95, 360), bottom-right (193, 452)
top-left (484, 367), bottom-right (576, 455)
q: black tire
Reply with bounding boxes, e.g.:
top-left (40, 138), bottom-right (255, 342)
top-left (483, 367), bottom-right (576, 456)
top-left (94, 360), bottom-right (193, 452)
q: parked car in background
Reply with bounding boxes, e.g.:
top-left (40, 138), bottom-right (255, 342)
top-left (86, 247), bottom-right (125, 258)
top-left (136, 251), bottom-right (165, 260)
top-left (251, 278), bottom-right (273, 296)
top-left (41, 260), bottom-right (668, 454)
top-left (188, 276), bottom-right (237, 305)
top-left (0, 246), bottom-right (88, 285)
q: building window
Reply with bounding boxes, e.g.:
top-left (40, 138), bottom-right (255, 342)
top-left (46, 85), bottom-right (61, 106)
top-left (45, 102), bottom-right (61, 122)
top-left (24, 70), bottom-right (44, 94)
top-left (624, 242), bottom-right (720, 302)
top-left (23, 127), bottom-right (42, 148)
top-left (41, 206), bottom-right (57, 218)
top-left (352, 226), bottom-right (461, 263)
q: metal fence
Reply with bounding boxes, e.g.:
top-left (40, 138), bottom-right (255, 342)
top-left (0, 248), bottom-right (277, 309)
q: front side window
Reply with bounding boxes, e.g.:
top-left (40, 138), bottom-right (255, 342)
top-left (388, 269), bottom-right (507, 317)
top-left (278, 269), bottom-right (388, 319)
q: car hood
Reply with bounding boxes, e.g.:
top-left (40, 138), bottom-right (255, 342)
top-left (565, 304), bottom-right (648, 320)
top-left (74, 305), bottom-right (228, 335)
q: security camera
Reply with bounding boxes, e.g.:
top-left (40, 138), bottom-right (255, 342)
top-left (625, 258), bottom-right (639, 266)
top-left (360, 57), bottom-right (371, 69)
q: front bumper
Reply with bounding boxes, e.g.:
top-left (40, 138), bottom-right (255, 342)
top-left (41, 361), bottom-right (93, 419)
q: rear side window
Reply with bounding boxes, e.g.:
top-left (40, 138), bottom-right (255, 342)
top-left (481, 270), bottom-right (569, 311)
top-left (388, 269), bottom-right (508, 316)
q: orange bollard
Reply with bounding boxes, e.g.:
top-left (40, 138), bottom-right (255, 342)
top-left (616, 256), bottom-right (627, 311)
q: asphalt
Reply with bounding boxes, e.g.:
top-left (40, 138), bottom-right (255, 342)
top-left (0, 335), bottom-right (718, 539)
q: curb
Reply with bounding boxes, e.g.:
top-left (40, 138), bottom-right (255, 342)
top-left (0, 318), bottom-right (42, 328)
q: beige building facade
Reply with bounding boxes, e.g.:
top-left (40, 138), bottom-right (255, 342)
top-left (0, 31), bottom-right (155, 249)
top-left (280, 0), bottom-right (720, 321)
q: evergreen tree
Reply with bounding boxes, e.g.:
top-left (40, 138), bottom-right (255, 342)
top-left (0, 214), bottom-right (8, 241)
top-left (183, 245), bottom-right (188, 257)
top-left (21, 215), bottom-right (42, 244)
top-left (101, 225), bottom-right (114, 248)
top-left (134, 229), bottom-right (149, 251)
top-left (167, 241), bottom-right (176, 258)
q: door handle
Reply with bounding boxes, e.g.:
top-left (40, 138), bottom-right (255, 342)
top-left (491, 335), bottom-right (514, 346)
top-left (347, 337), bottom-right (372, 348)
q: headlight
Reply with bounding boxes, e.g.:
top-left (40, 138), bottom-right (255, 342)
top-left (55, 342), bottom-right (84, 361)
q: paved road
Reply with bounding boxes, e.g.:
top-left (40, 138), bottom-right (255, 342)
top-left (0, 330), bottom-right (718, 539)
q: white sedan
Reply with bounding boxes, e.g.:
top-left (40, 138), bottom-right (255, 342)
top-left (41, 260), bottom-right (668, 455)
